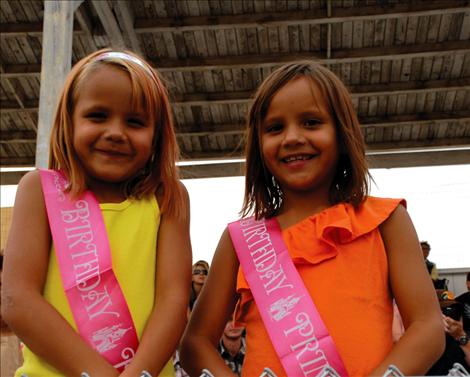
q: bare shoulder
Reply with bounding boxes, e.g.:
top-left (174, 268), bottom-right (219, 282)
top-left (3, 170), bottom-right (51, 291)
top-left (156, 180), bottom-right (190, 221)
top-left (17, 169), bottom-right (42, 193)
top-left (217, 227), bottom-right (236, 254)
top-left (379, 204), bottom-right (412, 236)
top-left (14, 170), bottom-right (45, 209)
top-left (379, 203), bottom-right (421, 260)
top-left (10, 169), bottom-right (48, 230)
top-left (177, 180), bottom-right (190, 206)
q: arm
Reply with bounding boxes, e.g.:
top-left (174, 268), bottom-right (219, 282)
top-left (370, 204), bottom-right (445, 376)
top-left (120, 182), bottom-right (192, 377)
top-left (180, 228), bottom-right (240, 377)
top-left (443, 315), bottom-right (470, 364)
top-left (1, 171), bottom-right (117, 376)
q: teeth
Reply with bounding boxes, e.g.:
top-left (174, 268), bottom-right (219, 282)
top-left (284, 155), bottom-right (311, 162)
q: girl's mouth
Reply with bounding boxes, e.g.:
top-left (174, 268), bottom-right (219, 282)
top-left (96, 148), bottom-right (130, 157)
top-left (282, 154), bottom-right (315, 163)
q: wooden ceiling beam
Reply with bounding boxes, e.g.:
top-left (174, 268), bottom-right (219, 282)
top-left (90, 0), bottom-right (125, 48)
top-left (172, 78), bottom-right (470, 105)
top-left (367, 149), bottom-right (470, 169)
top-left (2, 41), bottom-right (468, 77)
top-left (134, 0), bottom-right (469, 32)
top-left (360, 111), bottom-right (470, 127)
top-left (0, 64), bottom-right (41, 78)
top-left (0, 65), bottom-right (27, 109)
top-left (114, 1), bottom-right (143, 55)
top-left (0, 157), bottom-right (33, 166)
top-left (0, 107), bottom-right (38, 114)
top-left (74, 3), bottom-right (98, 52)
top-left (0, 21), bottom-right (82, 36)
top-left (1, 1), bottom-right (466, 37)
top-left (0, 130), bottom-right (37, 143)
top-left (150, 41), bottom-right (470, 71)
top-left (0, 100), bottom-right (40, 111)
top-left (367, 139), bottom-right (470, 151)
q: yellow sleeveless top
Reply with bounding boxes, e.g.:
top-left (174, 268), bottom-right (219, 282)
top-left (17, 196), bottom-right (175, 377)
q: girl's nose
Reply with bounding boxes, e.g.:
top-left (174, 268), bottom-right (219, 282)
top-left (282, 124), bottom-right (306, 146)
top-left (104, 119), bottom-right (126, 142)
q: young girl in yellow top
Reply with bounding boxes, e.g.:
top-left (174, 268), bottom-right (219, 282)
top-left (181, 61), bottom-right (444, 376)
top-left (2, 49), bottom-right (192, 377)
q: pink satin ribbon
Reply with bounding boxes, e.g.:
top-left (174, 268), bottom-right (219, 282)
top-left (229, 217), bottom-right (348, 377)
top-left (40, 169), bottom-right (138, 371)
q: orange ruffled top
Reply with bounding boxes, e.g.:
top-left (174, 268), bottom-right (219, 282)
top-left (235, 196), bottom-right (405, 377)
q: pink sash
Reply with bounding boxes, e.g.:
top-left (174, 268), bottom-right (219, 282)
top-left (228, 217), bottom-right (348, 377)
top-left (40, 169), bottom-right (138, 371)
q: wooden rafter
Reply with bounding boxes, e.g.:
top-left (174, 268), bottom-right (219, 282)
top-left (1, 0), bottom-right (467, 36)
top-left (74, 3), bottom-right (98, 53)
top-left (172, 78), bottom-right (470, 105)
top-left (149, 41), bottom-right (470, 71)
top-left (134, 1), bottom-right (468, 32)
top-left (0, 65), bottom-right (26, 109)
top-left (114, 0), bottom-right (143, 55)
top-left (1, 0), bottom-right (469, 177)
top-left (2, 41), bottom-right (469, 77)
top-left (0, 0), bottom-right (470, 36)
top-left (91, 0), bottom-right (125, 48)
top-left (0, 21), bottom-right (81, 36)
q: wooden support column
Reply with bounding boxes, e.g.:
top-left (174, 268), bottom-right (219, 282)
top-left (35, 0), bottom-right (83, 168)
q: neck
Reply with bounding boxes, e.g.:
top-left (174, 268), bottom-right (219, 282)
top-left (86, 179), bottom-right (127, 203)
top-left (222, 336), bottom-right (242, 357)
top-left (277, 189), bottom-right (332, 229)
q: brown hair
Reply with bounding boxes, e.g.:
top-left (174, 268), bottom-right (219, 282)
top-left (241, 60), bottom-right (370, 219)
top-left (49, 48), bottom-right (184, 218)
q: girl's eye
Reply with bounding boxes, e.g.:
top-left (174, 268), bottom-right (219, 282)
top-left (304, 119), bottom-right (321, 127)
top-left (265, 123), bottom-right (283, 133)
top-left (127, 118), bottom-right (146, 128)
top-left (86, 112), bottom-right (106, 121)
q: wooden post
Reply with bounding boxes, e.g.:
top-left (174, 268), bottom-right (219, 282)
top-left (35, 0), bottom-right (83, 168)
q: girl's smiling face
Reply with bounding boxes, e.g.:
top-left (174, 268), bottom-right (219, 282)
top-left (72, 64), bottom-right (155, 199)
top-left (260, 76), bottom-right (339, 201)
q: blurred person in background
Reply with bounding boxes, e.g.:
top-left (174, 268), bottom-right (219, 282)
top-left (427, 290), bottom-right (469, 375)
top-left (189, 260), bottom-right (210, 311)
top-left (218, 317), bottom-right (246, 376)
top-left (421, 241), bottom-right (439, 281)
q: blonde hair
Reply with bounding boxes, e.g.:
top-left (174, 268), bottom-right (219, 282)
top-left (49, 48), bottom-right (184, 218)
top-left (192, 260), bottom-right (209, 271)
top-left (242, 60), bottom-right (370, 219)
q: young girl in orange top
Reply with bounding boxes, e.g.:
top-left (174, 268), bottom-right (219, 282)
top-left (2, 49), bottom-right (192, 377)
top-left (181, 61), bottom-right (444, 376)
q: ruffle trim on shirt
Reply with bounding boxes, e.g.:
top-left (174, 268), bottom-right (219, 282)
top-left (234, 196), bottom-right (405, 324)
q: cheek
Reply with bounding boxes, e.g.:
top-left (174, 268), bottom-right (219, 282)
top-left (260, 139), bottom-right (277, 166)
top-left (142, 130), bottom-right (156, 153)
